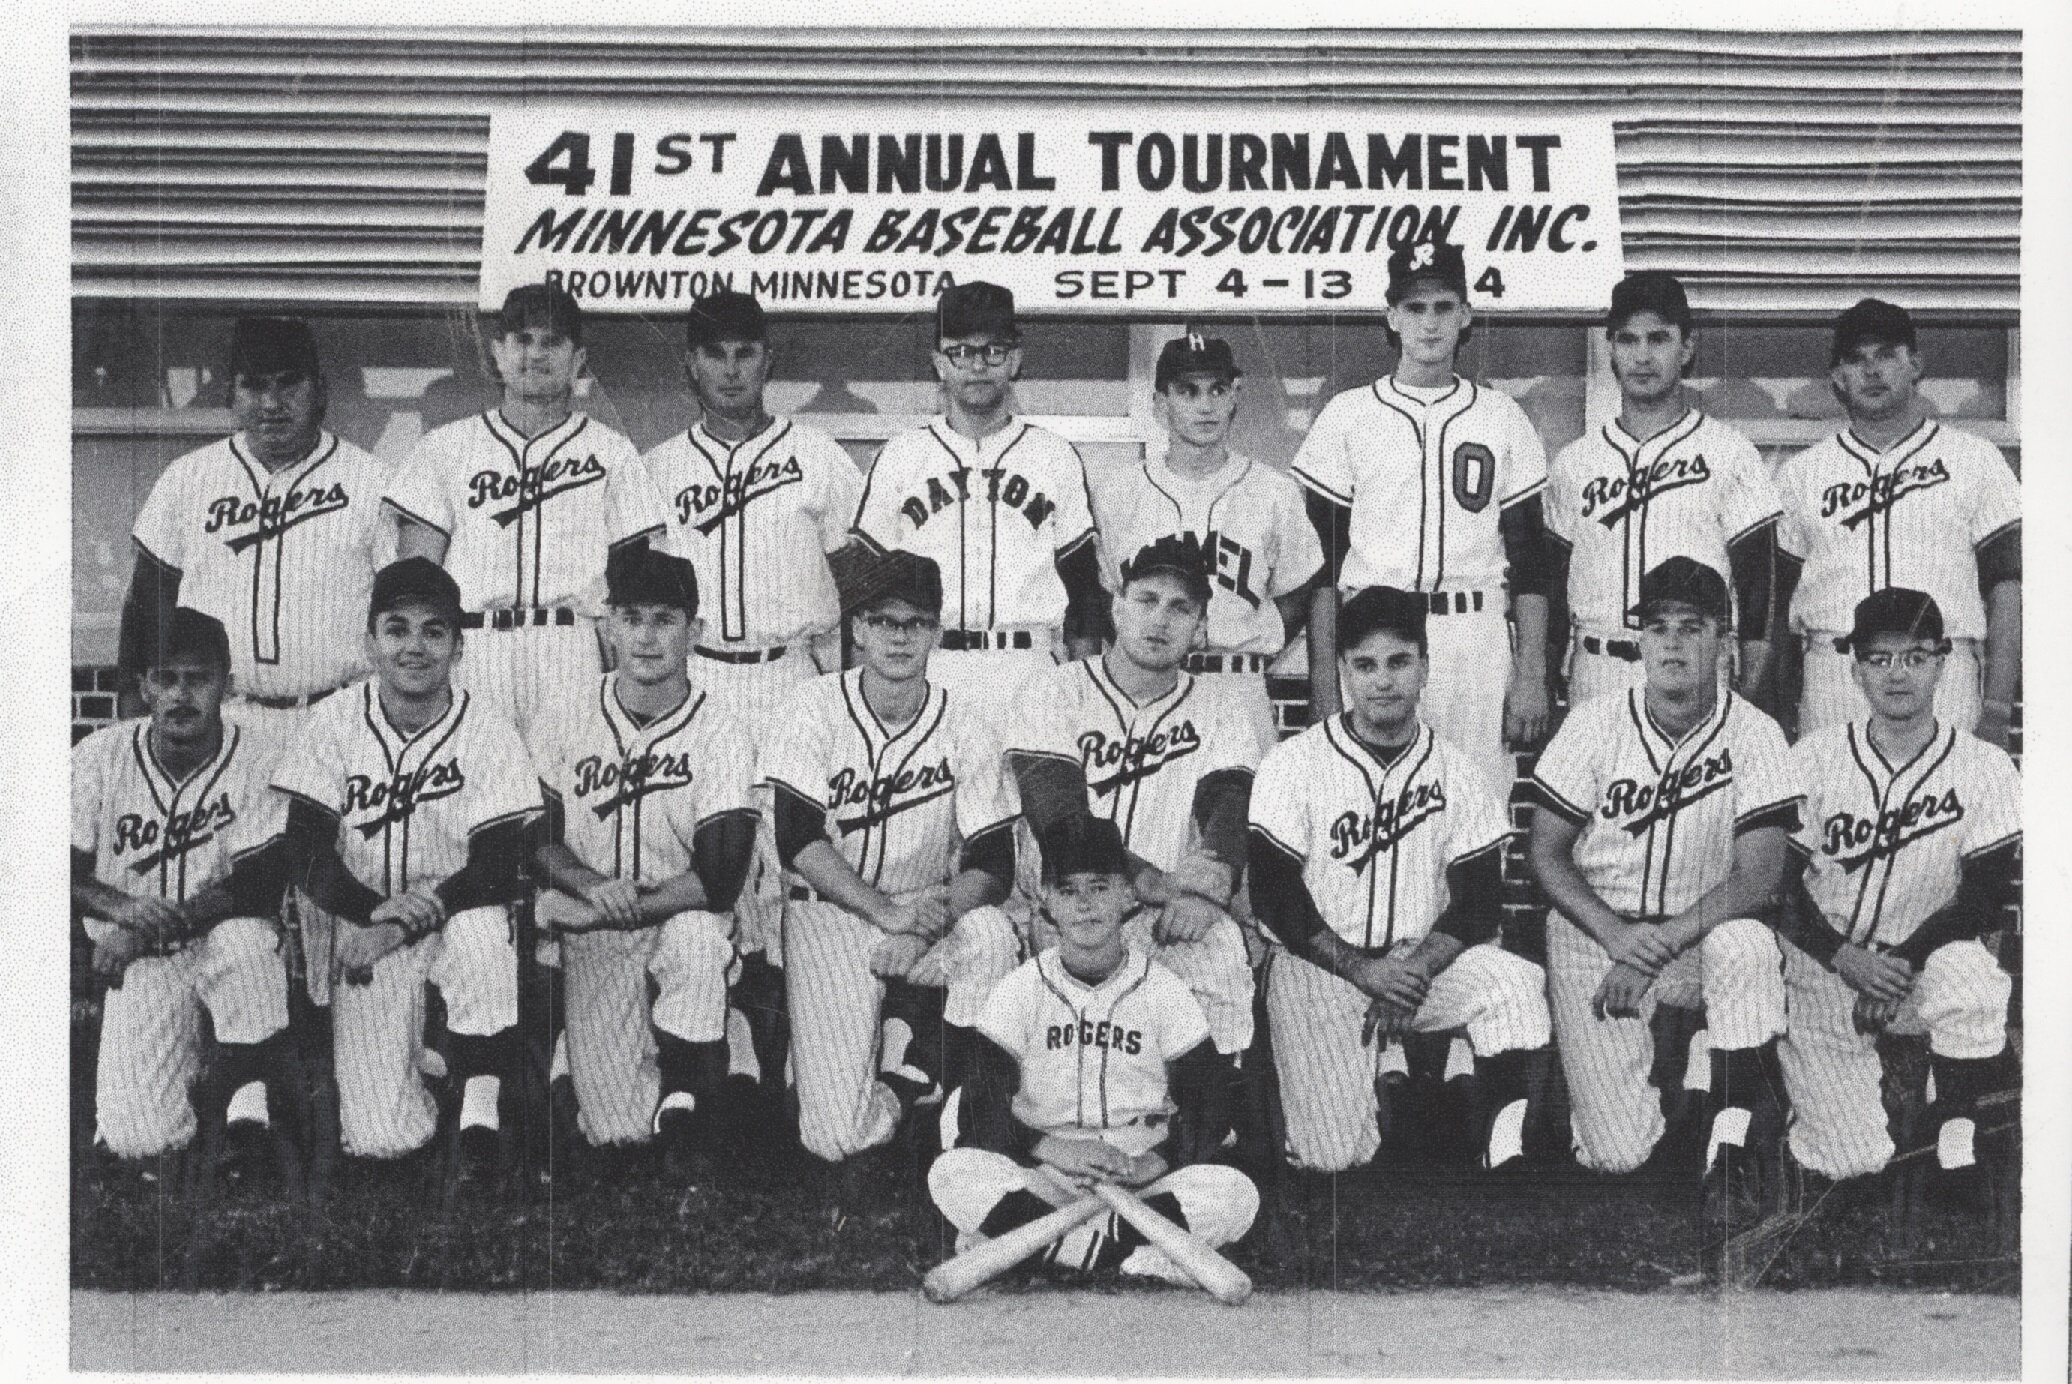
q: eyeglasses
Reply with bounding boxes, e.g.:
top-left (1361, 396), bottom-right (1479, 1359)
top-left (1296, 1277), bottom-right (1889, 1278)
top-left (859, 613), bottom-right (941, 636)
top-left (938, 342), bottom-right (1016, 367)
top-left (1858, 649), bottom-right (1945, 671)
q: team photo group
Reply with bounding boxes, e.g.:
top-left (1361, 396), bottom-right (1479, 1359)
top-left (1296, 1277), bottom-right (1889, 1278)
top-left (75, 219), bottom-right (2024, 1298)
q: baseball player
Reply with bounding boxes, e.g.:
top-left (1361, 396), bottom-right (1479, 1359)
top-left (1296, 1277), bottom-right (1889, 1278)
top-left (1773, 588), bottom-right (2019, 1195)
top-left (71, 609), bottom-right (295, 1164)
top-left (384, 281), bottom-right (668, 742)
top-left (1546, 272), bottom-right (1782, 707)
top-left (929, 817), bottom-right (1259, 1284)
top-left (120, 316), bottom-right (392, 736)
top-left (526, 546), bottom-right (758, 1158)
top-left (1774, 298), bottom-right (2022, 747)
top-left (1005, 535), bottom-right (1267, 1067)
top-left (847, 281), bottom-right (1108, 718)
top-left (1247, 586), bottom-right (1552, 1173)
top-left (1528, 557), bottom-right (1803, 1223)
top-left (1292, 239), bottom-right (1558, 796)
top-left (760, 551), bottom-right (1022, 1163)
top-left (1090, 332), bottom-right (1324, 746)
top-left (272, 558), bottom-right (543, 1167)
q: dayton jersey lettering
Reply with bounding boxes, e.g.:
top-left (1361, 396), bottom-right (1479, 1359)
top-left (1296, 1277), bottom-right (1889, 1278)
top-left (851, 418), bottom-right (1096, 632)
top-left (1776, 419), bottom-right (2021, 640)
top-left (1547, 412), bottom-right (1780, 632)
top-left (759, 669), bottom-right (1019, 894)
top-left (1010, 658), bottom-right (1271, 872)
top-left (73, 721), bottom-right (286, 904)
top-left (384, 410), bottom-right (666, 613)
top-left (979, 945), bottom-right (1209, 1151)
top-left (532, 673), bottom-right (757, 885)
top-left (1250, 718), bottom-right (1511, 950)
top-left (646, 417), bottom-right (863, 648)
top-left (271, 682), bottom-right (542, 895)
top-left (1290, 376), bottom-right (1547, 592)
top-left (132, 432), bottom-right (392, 699)
top-left (1532, 689), bottom-right (1803, 918)
top-left (1090, 453), bottom-right (1323, 654)
top-left (1790, 721), bottom-right (2021, 949)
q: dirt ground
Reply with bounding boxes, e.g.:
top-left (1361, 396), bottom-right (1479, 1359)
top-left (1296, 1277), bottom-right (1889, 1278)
top-left (72, 1287), bottom-right (2018, 1378)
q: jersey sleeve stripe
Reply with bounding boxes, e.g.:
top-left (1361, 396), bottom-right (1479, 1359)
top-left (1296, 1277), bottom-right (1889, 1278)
top-left (1733, 796), bottom-right (1804, 835)
top-left (1497, 475), bottom-right (1548, 508)
top-left (608, 525), bottom-right (664, 550)
top-left (692, 804), bottom-right (762, 833)
top-left (846, 526), bottom-right (889, 555)
top-left (1726, 512), bottom-right (1783, 547)
top-left (1528, 778), bottom-right (1591, 824)
top-left (471, 807), bottom-right (541, 836)
top-left (960, 814), bottom-right (1020, 843)
top-left (763, 774), bottom-right (822, 807)
top-left (1248, 822), bottom-right (1307, 864)
top-left (382, 496), bottom-right (449, 536)
top-left (1447, 833), bottom-right (1513, 868)
top-left (271, 785), bottom-right (338, 818)
top-left (1289, 466), bottom-right (1353, 507)
top-left (1055, 527), bottom-right (1095, 557)
top-left (1973, 516), bottom-right (2021, 550)
top-left (131, 534), bottom-right (175, 570)
top-left (1785, 836), bottom-right (1815, 859)
top-left (1961, 830), bottom-right (2023, 860)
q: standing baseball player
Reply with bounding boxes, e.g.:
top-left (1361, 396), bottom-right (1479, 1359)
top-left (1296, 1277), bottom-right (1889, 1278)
top-left (929, 817), bottom-right (1259, 1285)
top-left (1090, 331), bottom-right (1323, 745)
top-left (384, 282), bottom-right (668, 741)
top-left (1546, 272), bottom-right (1783, 707)
top-left (72, 610), bottom-right (296, 1164)
top-left (1773, 588), bottom-right (2019, 1196)
top-left (1774, 298), bottom-right (2022, 747)
top-left (1005, 536), bottom-right (1266, 1071)
top-left (1527, 557), bottom-right (1802, 1222)
top-left (848, 281), bottom-right (1108, 717)
top-left (759, 551), bottom-right (1022, 1164)
top-left (527, 546), bottom-right (758, 1160)
top-left (1247, 586), bottom-right (1552, 1174)
top-left (272, 558), bottom-right (542, 1168)
top-left (1292, 240), bottom-right (1558, 795)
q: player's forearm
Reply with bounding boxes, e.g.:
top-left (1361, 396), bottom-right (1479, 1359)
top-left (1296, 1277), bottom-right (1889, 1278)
top-left (1307, 586), bottom-right (1341, 718)
top-left (1405, 930), bottom-right (1467, 978)
top-left (790, 839), bottom-right (902, 930)
top-left (1509, 594), bottom-right (1549, 682)
top-left (1527, 820), bottom-right (1626, 949)
top-left (1663, 826), bottom-right (1790, 948)
top-left (1774, 875), bottom-right (1850, 967)
top-left (949, 824), bottom-right (1014, 917)
top-left (531, 841), bottom-right (611, 897)
top-left (1274, 583), bottom-right (1315, 643)
top-left (1735, 639), bottom-right (1775, 711)
top-left (1885, 840), bottom-right (2018, 969)
top-left (633, 870), bottom-right (711, 921)
top-left (393, 515), bottom-right (449, 564)
top-left (1981, 579), bottom-right (2021, 713)
top-left (70, 875), bottom-right (133, 925)
top-left (433, 818), bottom-right (532, 914)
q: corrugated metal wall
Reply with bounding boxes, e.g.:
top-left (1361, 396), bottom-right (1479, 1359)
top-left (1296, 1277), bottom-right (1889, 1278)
top-left (71, 27), bottom-right (2019, 314)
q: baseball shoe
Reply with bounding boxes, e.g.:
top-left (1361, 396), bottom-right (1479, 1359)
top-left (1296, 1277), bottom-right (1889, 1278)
top-left (1700, 1144), bottom-right (1767, 1238)
top-left (453, 1122), bottom-right (501, 1189)
top-left (880, 1066), bottom-right (945, 1111)
top-left (216, 1117), bottom-right (273, 1189)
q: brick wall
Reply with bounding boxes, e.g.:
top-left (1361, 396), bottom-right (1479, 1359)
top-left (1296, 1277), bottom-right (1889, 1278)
top-left (72, 665), bottom-right (120, 743)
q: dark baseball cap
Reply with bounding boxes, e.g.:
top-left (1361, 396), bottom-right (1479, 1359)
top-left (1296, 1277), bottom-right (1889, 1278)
top-left (228, 316), bottom-right (319, 380)
top-left (1120, 534), bottom-right (1213, 608)
top-left (937, 281), bottom-right (1018, 342)
top-left (152, 608), bottom-right (232, 672)
top-left (685, 290), bottom-right (768, 350)
top-left (1629, 556), bottom-right (1729, 624)
top-left (1830, 298), bottom-right (1915, 365)
top-left (1846, 587), bottom-right (1948, 653)
top-left (1606, 271), bottom-right (1692, 333)
top-left (843, 550), bottom-right (945, 617)
top-left (369, 556), bottom-right (464, 625)
top-left (1155, 333), bottom-right (1241, 392)
top-left (1041, 815), bottom-right (1131, 886)
top-left (1338, 586), bottom-right (1429, 652)
top-left (1385, 240), bottom-right (1469, 305)
top-left (497, 282), bottom-right (584, 344)
top-left (606, 544), bottom-right (699, 615)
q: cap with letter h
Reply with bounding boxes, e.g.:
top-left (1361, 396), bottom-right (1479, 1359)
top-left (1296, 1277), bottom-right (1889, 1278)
top-left (1155, 332), bottom-right (1241, 392)
top-left (1041, 815), bottom-right (1132, 886)
top-left (607, 544), bottom-right (700, 616)
top-left (1628, 555), bottom-right (1729, 625)
top-left (1120, 534), bottom-right (1213, 607)
top-left (1385, 240), bottom-right (1469, 305)
top-left (937, 281), bottom-right (1019, 342)
top-left (1844, 587), bottom-right (1948, 653)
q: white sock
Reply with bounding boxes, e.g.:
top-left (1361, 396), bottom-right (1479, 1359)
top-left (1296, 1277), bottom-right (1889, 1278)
top-left (549, 1032), bottom-right (570, 1083)
top-left (1485, 1098), bottom-right (1526, 1168)
top-left (727, 1008), bottom-right (761, 1081)
top-left (1443, 1038), bottom-right (1476, 1082)
top-left (460, 1074), bottom-right (502, 1131)
top-left (1937, 1117), bottom-right (1978, 1170)
top-left (225, 1079), bottom-right (269, 1127)
top-left (879, 1017), bottom-right (914, 1073)
top-left (1705, 1107), bottom-right (1752, 1170)
top-left (1379, 1041), bottom-right (1410, 1078)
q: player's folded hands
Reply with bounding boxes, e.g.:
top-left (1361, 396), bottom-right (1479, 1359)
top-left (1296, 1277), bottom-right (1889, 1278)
top-left (92, 927), bottom-right (149, 979)
top-left (1607, 922), bottom-right (1677, 977)
top-left (1591, 961), bottom-right (1654, 1020)
top-left (1853, 992), bottom-right (1902, 1035)
top-left (1833, 942), bottom-right (1914, 1004)
top-left (1037, 1134), bottom-right (1134, 1186)
top-left (1154, 891), bottom-right (1223, 945)
top-left (110, 894), bottom-right (186, 946)
top-left (336, 920), bottom-right (407, 984)
top-left (869, 929), bottom-right (934, 980)
top-left (581, 877), bottom-right (646, 931)
top-left (373, 888), bottom-right (446, 939)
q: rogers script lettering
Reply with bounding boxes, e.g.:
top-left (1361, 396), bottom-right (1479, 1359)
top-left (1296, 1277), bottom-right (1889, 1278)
top-left (1583, 455), bottom-right (1711, 528)
top-left (1328, 781), bottom-right (1448, 870)
top-left (470, 453), bottom-right (607, 525)
top-left (1605, 747), bottom-right (1735, 835)
top-left (1080, 722), bottom-right (1201, 795)
top-left (347, 760), bottom-right (467, 834)
top-left (116, 796), bottom-right (237, 873)
top-left (1823, 789), bottom-right (1965, 872)
top-left (1821, 459), bottom-right (1950, 527)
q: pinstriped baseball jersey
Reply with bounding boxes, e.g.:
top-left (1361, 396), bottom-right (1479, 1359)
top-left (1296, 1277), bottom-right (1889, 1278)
top-left (1789, 721), bottom-right (2021, 949)
top-left (532, 673), bottom-right (758, 886)
top-left (759, 670), bottom-right (1019, 895)
top-left (73, 720), bottom-right (285, 903)
top-left (1776, 419), bottom-right (2021, 640)
top-left (850, 418), bottom-right (1096, 632)
top-left (1090, 452), bottom-right (1323, 655)
top-left (1532, 689), bottom-right (1803, 919)
top-left (271, 682), bottom-right (542, 895)
top-left (383, 411), bottom-right (667, 615)
top-left (132, 433), bottom-right (391, 699)
top-left (1249, 718), bottom-right (1511, 951)
top-left (1547, 411), bottom-right (1780, 632)
top-left (1290, 376), bottom-right (1547, 592)
top-left (646, 417), bottom-right (863, 648)
top-left (1009, 658), bottom-right (1272, 872)
top-left (979, 944), bottom-right (1209, 1146)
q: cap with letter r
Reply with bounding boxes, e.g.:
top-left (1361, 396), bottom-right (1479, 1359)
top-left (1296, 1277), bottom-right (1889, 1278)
top-left (1629, 555), bottom-right (1729, 625)
top-left (606, 544), bottom-right (700, 615)
top-left (1120, 534), bottom-right (1213, 608)
top-left (1155, 332), bottom-right (1241, 392)
top-left (1338, 585), bottom-right (1429, 652)
top-left (842, 550), bottom-right (945, 617)
top-left (1041, 815), bottom-right (1132, 886)
top-left (228, 316), bottom-right (319, 381)
top-left (369, 556), bottom-right (464, 625)
top-left (936, 281), bottom-right (1019, 342)
top-left (1385, 240), bottom-right (1469, 304)
top-left (685, 290), bottom-right (768, 350)
top-left (1845, 587), bottom-right (1948, 653)
top-left (1606, 271), bottom-right (1692, 333)
top-left (1830, 297), bottom-right (1916, 365)
top-left (497, 281), bottom-right (584, 344)
top-left (153, 608), bottom-right (232, 672)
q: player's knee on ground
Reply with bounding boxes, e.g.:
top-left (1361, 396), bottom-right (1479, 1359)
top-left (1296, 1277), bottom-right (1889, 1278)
top-left (943, 905), bottom-right (1020, 1028)
top-left (433, 905), bottom-right (519, 1035)
top-left (1452, 945), bottom-right (1553, 1054)
top-left (194, 915), bottom-right (291, 1043)
top-left (926, 1146), bottom-right (1030, 1233)
top-left (1697, 918), bottom-right (1785, 1049)
top-left (1155, 1163), bottom-right (1260, 1247)
top-left (1912, 941), bottom-right (2012, 1060)
top-left (94, 961), bottom-right (203, 1159)
top-left (649, 909), bottom-right (734, 1042)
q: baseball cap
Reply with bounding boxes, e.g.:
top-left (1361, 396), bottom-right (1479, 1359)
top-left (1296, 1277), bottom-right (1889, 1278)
top-left (606, 544), bottom-right (699, 615)
top-left (497, 282), bottom-right (584, 344)
top-left (1338, 586), bottom-right (1429, 652)
top-left (1120, 534), bottom-right (1213, 608)
top-left (937, 281), bottom-right (1018, 342)
top-left (685, 290), bottom-right (768, 350)
top-left (227, 316), bottom-right (319, 380)
top-left (1041, 815), bottom-right (1132, 886)
top-left (843, 550), bottom-right (945, 617)
top-left (1606, 271), bottom-right (1692, 333)
top-left (369, 556), bottom-right (464, 625)
top-left (1845, 587), bottom-right (1948, 653)
top-left (1385, 240), bottom-right (1469, 305)
top-left (152, 608), bottom-right (232, 672)
top-left (1155, 333), bottom-right (1241, 392)
top-left (1830, 298), bottom-right (1915, 365)
top-left (1629, 556), bottom-right (1729, 624)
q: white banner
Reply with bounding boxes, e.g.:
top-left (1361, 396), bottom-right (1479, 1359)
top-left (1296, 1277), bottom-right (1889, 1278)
top-left (480, 103), bottom-right (1624, 316)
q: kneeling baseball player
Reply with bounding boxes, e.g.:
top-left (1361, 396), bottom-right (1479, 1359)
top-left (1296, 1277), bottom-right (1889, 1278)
top-left (1247, 586), bottom-right (1553, 1174)
top-left (527, 546), bottom-right (759, 1164)
top-left (930, 817), bottom-right (1258, 1284)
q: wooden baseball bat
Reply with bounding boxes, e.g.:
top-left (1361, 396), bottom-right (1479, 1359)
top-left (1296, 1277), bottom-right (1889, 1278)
top-left (921, 1191), bottom-right (1106, 1303)
top-left (1091, 1181), bottom-right (1253, 1305)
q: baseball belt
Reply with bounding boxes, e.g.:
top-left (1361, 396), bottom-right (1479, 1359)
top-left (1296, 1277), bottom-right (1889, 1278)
top-left (939, 629), bottom-right (1038, 652)
top-left (696, 643), bottom-right (789, 665)
top-left (1184, 652), bottom-right (1274, 674)
top-left (461, 606), bottom-right (578, 631)
top-left (1579, 634), bottom-right (1642, 662)
top-left (241, 685), bottom-right (341, 712)
top-left (1421, 590), bottom-right (1486, 616)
